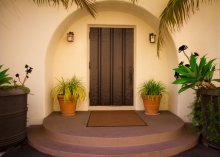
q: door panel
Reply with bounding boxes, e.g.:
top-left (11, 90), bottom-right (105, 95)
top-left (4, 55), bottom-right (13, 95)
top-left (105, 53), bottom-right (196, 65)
top-left (124, 28), bottom-right (134, 105)
top-left (100, 28), bottom-right (111, 105)
top-left (90, 27), bottom-right (134, 106)
top-left (112, 28), bottom-right (123, 105)
top-left (89, 28), bottom-right (99, 105)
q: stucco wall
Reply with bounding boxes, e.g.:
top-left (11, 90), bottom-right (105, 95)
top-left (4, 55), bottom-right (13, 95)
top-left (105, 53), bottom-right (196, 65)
top-left (0, 0), bottom-right (219, 124)
top-left (52, 10), bottom-right (175, 112)
top-left (172, 1), bottom-right (220, 121)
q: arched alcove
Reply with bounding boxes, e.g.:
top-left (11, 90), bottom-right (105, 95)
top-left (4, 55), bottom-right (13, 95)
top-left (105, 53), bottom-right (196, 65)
top-left (45, 0), bottom-right (178, 116)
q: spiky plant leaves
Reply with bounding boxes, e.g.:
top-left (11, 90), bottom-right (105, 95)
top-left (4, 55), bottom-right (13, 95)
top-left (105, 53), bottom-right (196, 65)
top-left (52, 76), bottom-right (86, 102)
top-left (139, 79), bottom-right (166, 95)
top-left (0, 64), bottom-right (12, 86)
top-left (190, 54), bottom-right (198, 73)
top-left (173, 53), bottom-right (219, 93)
top-left (178, 84), bottom-right (196, 93)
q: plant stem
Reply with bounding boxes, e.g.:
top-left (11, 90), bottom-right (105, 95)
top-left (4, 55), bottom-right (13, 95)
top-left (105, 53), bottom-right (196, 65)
top-left (183, 51), bottom-right (190, 62)
top-left (18, 77), bottom-right (22, 85)
top-left (21, 73), bottom-right (28, 86)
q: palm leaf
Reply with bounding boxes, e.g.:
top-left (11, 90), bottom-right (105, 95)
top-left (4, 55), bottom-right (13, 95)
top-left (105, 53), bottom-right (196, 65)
top-left (158, 0), bottom-right (214, 56)
top-left (32, 0), bottom-right (138, 17)
top-left (74, 0), bottom-right (96, 17)
top-left (129, 0), bottom-right (138, 4)
top-left (33, 0), bottom-right (96, 17)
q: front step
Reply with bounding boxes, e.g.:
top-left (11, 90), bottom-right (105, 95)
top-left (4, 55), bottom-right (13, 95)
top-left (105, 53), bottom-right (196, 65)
top-left (43, 112), bottom-right (185, 147)
top-left (28, 125), bottom-right (198, 157)
top-left (28, 111), bottom-right (199, 157)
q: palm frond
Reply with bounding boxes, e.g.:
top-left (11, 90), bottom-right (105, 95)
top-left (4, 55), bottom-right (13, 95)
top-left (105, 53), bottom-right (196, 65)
top-left (33, 0), bottom-right (96, 17)
top-left (129, 0), bottom-right (138, 4)
top-left (32, 0), bottom-right (138, 17)
top-left (74, 0), bottom-right (96, 17)
top-left (157, 0), bottom-right (214, 56)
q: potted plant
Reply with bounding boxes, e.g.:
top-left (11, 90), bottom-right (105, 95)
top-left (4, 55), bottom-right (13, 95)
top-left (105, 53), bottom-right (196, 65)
top-left (0, 64), bottom-right (33, 150)
top-left (52, 76), bottom-right (86, 116)
top-left (139, 79), bottom-right (166, 115)
top-left (173, 45), bottom-right (220, 149)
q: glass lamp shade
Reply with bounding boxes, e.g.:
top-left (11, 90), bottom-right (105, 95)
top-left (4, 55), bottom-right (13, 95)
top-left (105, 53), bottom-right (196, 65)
top-left (149, 33), bottom-right (156, 43)
top-left (67, 32), bottom-right (74, 42)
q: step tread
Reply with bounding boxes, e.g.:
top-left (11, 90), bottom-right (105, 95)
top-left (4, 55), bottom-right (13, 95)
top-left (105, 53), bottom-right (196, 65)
top-left (43, 111), bottom-right (184, 138)
top-left (42, 111), bottom-right (185, 146)
top-left (28, 125), bottom-right (199, 157)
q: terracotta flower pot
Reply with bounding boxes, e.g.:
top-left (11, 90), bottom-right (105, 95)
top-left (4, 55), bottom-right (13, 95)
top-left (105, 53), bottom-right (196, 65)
top-left (57, 95), bottom-right (76, 116)
top-left (141, 95), bottom-right (162, 115)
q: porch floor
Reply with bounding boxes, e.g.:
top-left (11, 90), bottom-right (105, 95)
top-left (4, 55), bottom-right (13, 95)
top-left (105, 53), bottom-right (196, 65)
top-left (27, 111), bottom-right (199, 157)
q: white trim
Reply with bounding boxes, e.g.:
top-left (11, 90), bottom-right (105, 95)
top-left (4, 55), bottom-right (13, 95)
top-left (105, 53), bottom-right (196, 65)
top-left (88, 24), bottom-right (136, 28)
top-left (89, 106), bottom-right (135, 111)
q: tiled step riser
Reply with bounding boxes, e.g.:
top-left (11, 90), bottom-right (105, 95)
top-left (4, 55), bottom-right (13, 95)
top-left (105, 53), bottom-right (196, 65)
top-left (44, 126), bottom-right (184, 147)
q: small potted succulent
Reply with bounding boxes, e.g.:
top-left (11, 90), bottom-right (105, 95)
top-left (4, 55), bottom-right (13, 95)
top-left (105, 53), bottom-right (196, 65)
top-left (139, 79), bottom-right (166, 115)
top-left (173, 45), bottom-right (220, 149)
top-left (0, 64), bottom-right (33, 150)
top-left (52, 76), bottom-right (86, 116)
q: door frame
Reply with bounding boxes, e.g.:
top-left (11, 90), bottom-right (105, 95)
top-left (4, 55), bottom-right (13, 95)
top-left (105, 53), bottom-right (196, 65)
top-left (88, 25), bottom-right (136, 110)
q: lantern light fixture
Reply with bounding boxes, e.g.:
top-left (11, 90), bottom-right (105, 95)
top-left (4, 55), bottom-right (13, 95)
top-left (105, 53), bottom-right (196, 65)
top-left (149, 33), bottom-right (156, 43)
top-left (67, 32), bottom-right (74, 42)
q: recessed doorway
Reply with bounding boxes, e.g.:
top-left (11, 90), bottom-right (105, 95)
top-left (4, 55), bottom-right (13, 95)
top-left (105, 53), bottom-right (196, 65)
top-left (89, 27), bottom-right (134, 106)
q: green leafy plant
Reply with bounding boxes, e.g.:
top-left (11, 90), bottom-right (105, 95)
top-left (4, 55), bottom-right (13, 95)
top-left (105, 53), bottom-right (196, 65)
top-left (0, 64), bottom-right (12, 87)
top-left (0, 64), bottom-right (33, 93)
top-left (52, 76), bottom-right (86, 102)
top-left (190, 95), bottom-right (220, 142)
top-left (173, 45), bottom-right (220, 93)
top-left (139, 79), bottom-right (166, 95)
top-left (190, 96), bottom-right (203, 128)
top-left (173, 45), bottom-right (220, 142)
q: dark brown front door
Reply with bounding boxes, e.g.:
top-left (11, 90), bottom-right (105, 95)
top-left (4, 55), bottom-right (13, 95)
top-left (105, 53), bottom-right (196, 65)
top-left (89, 27), bottom-right (134, 106)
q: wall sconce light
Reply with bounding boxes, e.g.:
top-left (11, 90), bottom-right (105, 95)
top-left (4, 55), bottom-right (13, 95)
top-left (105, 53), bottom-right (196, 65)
top-left (67, 32), bottom-right (74, 42)
top-left (149, 33), bottom-right (156, 43)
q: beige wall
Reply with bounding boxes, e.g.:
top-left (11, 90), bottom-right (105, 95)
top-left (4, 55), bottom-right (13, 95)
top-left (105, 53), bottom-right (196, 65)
top-left (0, 0), bottom-right (219, 124)
top-left (52, 10), bottom-right (175, 112)
top-left (172, 1), bottom-right (220, 121)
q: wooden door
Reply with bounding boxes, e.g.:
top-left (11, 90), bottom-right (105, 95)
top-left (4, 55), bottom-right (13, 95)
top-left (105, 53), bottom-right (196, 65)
top-left (89, 27), bottom-right (134, 106)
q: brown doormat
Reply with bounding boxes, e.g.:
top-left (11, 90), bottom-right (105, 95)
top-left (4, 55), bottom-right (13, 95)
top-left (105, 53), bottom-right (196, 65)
top-left (87, 110), bottom-right (147, 127)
